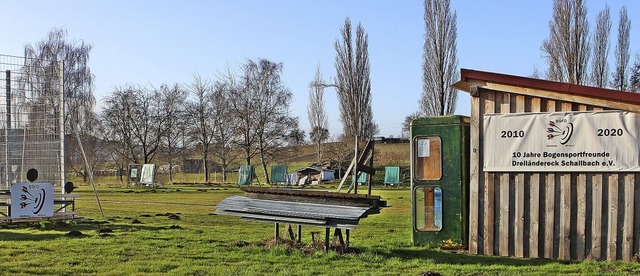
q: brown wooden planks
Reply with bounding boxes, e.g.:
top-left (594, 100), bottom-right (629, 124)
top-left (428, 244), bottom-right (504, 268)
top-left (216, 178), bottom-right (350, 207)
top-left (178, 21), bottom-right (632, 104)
top-left (469, 93), bottom-right (481, 254)
top-left (483, 90), bottom-right (496, 255)
top-left (559, 173), bottom-right (571, 260)
top-left (498, 91), bottom-right (510, 257)
top-left (529, 173), bottom-right (540, 258)
top-left (467, 89), bottom-right (640, 261)
top-left (500, 173), bottom-right (510, 256)
top-left (515, 173), bottom-right (525, 257)
top-left (607, 174), bottom-right (619, 260)
top-left (622, 174), bottom-right (635, 261)
top-left (544, 173), bottom-right (555, 259)
top-left (590, 174), bottom-right (603, 260)
top-left (529, 97), bottom-right (541, 258)
top-left (576, 174), bottom-right (587, 260)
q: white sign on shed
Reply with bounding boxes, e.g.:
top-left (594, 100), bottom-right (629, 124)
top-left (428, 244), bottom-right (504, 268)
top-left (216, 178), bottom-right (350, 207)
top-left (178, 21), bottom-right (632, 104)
top-left (483, 111), bottom-right (640, 172)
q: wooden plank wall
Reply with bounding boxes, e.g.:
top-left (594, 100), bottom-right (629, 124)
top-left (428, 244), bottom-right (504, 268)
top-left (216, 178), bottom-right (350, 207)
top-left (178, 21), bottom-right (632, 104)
top-left (468, 89), bottom-right (640, 261)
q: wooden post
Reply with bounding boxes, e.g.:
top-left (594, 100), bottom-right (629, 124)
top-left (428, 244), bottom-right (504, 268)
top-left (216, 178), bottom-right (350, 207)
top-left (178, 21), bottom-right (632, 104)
top-left (543, 99), bottom-right (556, 259)
top-left (483, 90), bottom-right (495, 256)
top-left (559, 173), bottom-right (571, 260)
top-left (274, 223), bottom-right (280, 240)
top-left (544, 173), bottom-right (555, 259)
top-left (622, 174), bottom-right (634, 261)
top-left (332, 228), bottom-right (344, 248)
top-left (297, 224), bottom-right (302, 243)
top-left (576, 174), bottom-right (586, 260)
top-left (499, 173), bottom-right (510, 256)
top-left (324, 227), bottom-right (330, 253)
top-left (469, 93), bottom-right (480, 254)
top-left (590, 174), bottom-right (603, 260)
top-left (607, 174), bottom-right (619, 260)
top-left (529, 97), bottom-right (541, 259)
top-left (346, 229), bottom-right (350, 248)
top-left (286, 224), bottom-right (295, 240)
top-left (515, 173), bottom-right (525, 258)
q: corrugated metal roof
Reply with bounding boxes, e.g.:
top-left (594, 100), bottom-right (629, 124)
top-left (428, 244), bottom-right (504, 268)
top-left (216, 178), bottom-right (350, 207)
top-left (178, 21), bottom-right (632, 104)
top-left (215, 196), bottom-right (379, 229)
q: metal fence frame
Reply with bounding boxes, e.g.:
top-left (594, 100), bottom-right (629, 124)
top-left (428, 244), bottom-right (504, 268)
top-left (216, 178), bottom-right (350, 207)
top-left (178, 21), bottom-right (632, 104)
top-left (0, 54), bottom-right (64, 190)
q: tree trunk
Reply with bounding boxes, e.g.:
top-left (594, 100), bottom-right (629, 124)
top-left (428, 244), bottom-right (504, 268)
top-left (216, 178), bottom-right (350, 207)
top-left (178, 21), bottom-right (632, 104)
top-left (168, 160), bottom-right (173, 182)
top-left (222, 167), bottom-right (228, 182)
top-left (202, 152), bottom-right (209, 183)
top-left (261, 160), bottom-right (270, 185)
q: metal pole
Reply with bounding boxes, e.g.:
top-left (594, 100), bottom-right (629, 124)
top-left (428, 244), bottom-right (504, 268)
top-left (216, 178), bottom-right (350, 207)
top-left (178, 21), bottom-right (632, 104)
top-left (59, 62), bottom-right (65, 191)
top-left (5, 70), bottom-right (10, 129)
top-left (76, 126), bottom-right (105, 218)
top-left (4, 70), bottom-right (10, 189)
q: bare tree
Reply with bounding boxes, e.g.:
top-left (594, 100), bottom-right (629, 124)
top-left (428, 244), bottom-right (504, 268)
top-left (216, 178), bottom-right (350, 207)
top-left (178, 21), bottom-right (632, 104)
top-left (285, 121), bottom-right (306, 147)
top-left (542, 0), bottom-right (590, 85)
top-left (101, 86), bottom-right (140, 164)
top-left (591, 5), bottom-right (611, 88)
top-left (209, 78), bottom-right (239, 182)
top-left (420, 0), bottom-right (459, 116)
top-left (334, 17), bottom-right (377, 141)
top-left (65, 111), bottom-right (108, 183)
top-left (229, 64), bottom-right (259, 166)
top-left (630, 53), bottom-right (640, 93)
top-left (308, 66), bottom-right (329, 162)
top-left (530, 66), bottom-right (542, 79)
top-left (157, 83), bottom-right (188, 182)
top-left (101, 85), bottom-right (166, 164)
top-left (24, 28), bottom-right (95, 134)
top-left (611, 6), bottom-right (631, 91)
top-left (185, 74), bottom-right (215, 182)
top-left (402, 111), bottom-right (423, 138)
top-left (324, 136), bottom-right (355, 178)
top-left (233, 59), bottom-right (295, 184)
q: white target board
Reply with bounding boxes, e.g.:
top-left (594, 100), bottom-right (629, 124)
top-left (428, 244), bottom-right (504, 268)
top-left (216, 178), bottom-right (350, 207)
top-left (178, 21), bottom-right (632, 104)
top-left (483, 111), bottom-right (640, 172)
top-left (11, 183), bottom-right (54, 218)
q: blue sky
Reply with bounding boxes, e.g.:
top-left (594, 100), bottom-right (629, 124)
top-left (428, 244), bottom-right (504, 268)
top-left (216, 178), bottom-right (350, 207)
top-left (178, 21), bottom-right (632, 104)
top-left (1, 1), bottom-right (638, 138)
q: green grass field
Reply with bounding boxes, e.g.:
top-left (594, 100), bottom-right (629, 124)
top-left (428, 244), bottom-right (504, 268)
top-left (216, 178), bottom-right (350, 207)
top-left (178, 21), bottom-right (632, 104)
top-left (1, 185), bottom-right (639, 275)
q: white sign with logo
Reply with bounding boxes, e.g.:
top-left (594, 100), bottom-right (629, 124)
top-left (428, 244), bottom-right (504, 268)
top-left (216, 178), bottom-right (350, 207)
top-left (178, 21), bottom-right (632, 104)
top-left (10, 183), bottom-right (54, 218)
top-left (483, 111), bottom-right (640, 172)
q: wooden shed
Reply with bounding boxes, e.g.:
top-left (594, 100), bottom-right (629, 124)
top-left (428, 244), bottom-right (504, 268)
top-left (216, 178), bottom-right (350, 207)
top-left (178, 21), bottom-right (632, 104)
top-left (453, 69), bottom-right (640, 261)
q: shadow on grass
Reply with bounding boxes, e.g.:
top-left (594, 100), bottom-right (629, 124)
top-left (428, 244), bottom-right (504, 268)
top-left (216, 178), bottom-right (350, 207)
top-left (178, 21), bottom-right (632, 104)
top-left (375, 247), bottom-right (575, 267)
top-left (0, 219), bottom-right (185, 241)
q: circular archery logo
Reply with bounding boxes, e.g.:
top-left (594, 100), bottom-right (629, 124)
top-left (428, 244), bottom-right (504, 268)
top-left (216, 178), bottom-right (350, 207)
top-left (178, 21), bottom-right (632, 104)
top-left (547, 121), bottom-right (574, 145)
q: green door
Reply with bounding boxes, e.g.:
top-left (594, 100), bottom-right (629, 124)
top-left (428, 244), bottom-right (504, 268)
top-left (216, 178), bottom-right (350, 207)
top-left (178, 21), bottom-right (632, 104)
top-left (411, 115), bottom-right (470, 249)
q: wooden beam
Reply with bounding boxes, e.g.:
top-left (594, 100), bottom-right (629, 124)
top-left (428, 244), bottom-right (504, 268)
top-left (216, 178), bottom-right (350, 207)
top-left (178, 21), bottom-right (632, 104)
top-left (544, 173), bottom-right (555, 259)
top-left (559, 173), bottom-right (571, 260)
top-left (481, 82), bottom-right (639, 112)
top-left (590, 174), bottom-right (603, 260)
top-left (469, 95), bottom-right (480, 254)
top-left (499, 173), bottom-right (510, 256)
top-left (607, 174), bottom-right (619, 260)
top-left (576, 174), bottom-right (587, 260)
top-left (324, 227), bottom-right (330, 253)
top-left (622, 174), bottom-right (635, 261)
top-left (483, 90), bottom-right (496, 256)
